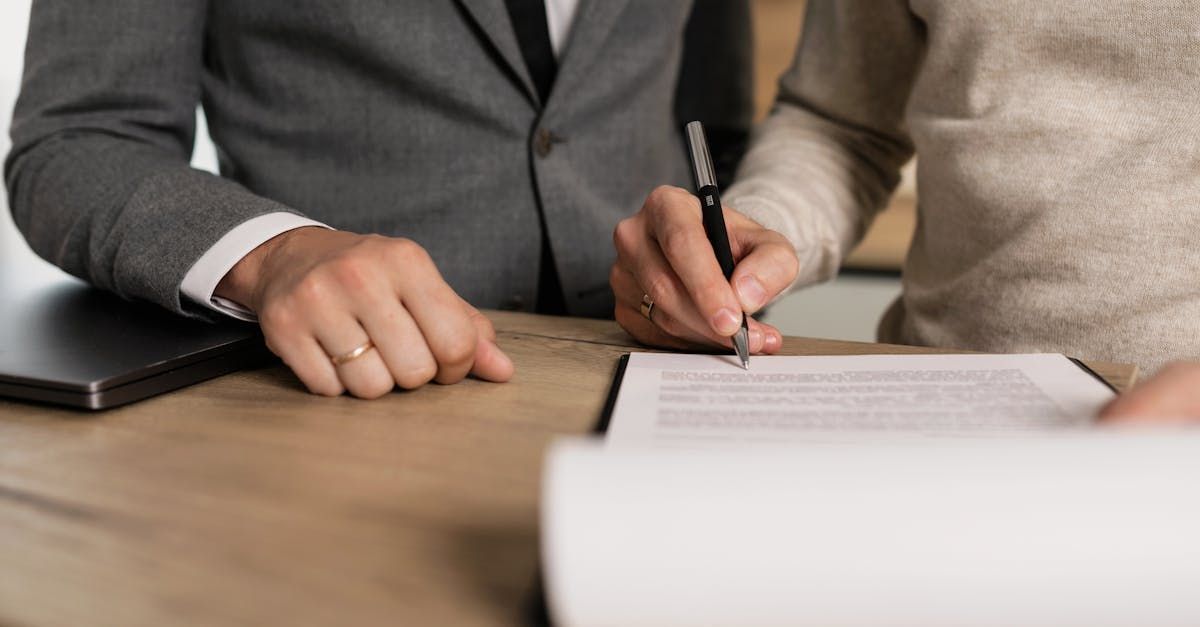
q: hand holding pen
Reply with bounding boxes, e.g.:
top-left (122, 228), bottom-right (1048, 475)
top-left (610, 121), bottom-right (799, 360)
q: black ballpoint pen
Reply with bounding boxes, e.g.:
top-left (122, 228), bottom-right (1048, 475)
top-left (684, 121), bottom-right (750, 369)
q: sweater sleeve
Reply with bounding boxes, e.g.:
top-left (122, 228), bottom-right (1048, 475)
top-left (724, 0), bottom-right (924, 291)
top-left (4, 0), bottom-right (306, 317)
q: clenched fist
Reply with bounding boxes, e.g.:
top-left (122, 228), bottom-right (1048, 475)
top-left (216, 227), bottom-right (513, 398)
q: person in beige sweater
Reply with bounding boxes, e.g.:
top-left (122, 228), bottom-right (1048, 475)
top-left (610, 0), bottom-right (1200, 416)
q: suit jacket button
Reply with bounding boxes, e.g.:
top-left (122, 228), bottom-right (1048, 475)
top-left (534, 128), bottom-right (554, 157)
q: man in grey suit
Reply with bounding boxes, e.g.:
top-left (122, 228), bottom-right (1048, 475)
top-left (5, 1), bottom-right (756, 398)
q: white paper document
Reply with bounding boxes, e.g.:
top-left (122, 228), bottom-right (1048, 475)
top-left (540, 352), bottom-right (1200, 627)
top-left (606, 352), bottom-right (1117, 446)
top-left (542, 435), bottom-right (1200, 627)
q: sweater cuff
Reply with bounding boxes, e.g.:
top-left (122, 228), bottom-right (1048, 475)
top-left (723, 190), bottom-right (839, 300)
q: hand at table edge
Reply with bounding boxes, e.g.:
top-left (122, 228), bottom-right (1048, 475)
top-left (216, 227), bottom-right (514, 398)
top-left (1099, 362), bottom-right (1200, 424)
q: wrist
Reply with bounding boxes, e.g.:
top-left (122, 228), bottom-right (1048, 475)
top-left (215, 226), bottom-right (318, 311)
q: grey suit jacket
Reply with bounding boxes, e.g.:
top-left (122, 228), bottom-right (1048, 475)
top-left (5, 0), bottom-right (752, 319)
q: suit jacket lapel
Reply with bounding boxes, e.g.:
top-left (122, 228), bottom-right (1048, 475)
top-left (455, 0), bottom-right (539, 104)
top-left (550, 0), bottom-right (634, 105)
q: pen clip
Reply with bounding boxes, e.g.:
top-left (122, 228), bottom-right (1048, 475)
top-left (685, 121), bottom-right (717, 190)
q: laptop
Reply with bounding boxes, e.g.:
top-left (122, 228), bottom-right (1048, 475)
top-left (0, 258), bottom-right (268, 410)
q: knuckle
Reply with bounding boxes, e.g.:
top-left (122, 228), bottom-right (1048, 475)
top-left (784, 249), bottom-right (800, 280)
top-left (348, 368), bottom-right (394, 399)
top-left (695, 277), bottom-right (731, 309)
top-left (301, 372), bottom-right (343, 397)
top-left (724, 205), bottom-right (750, 224)
top-left (435, 371), bottom-right (468, 386)
top-left (312, 380), bottom-right (345, 397)
top-left (608, 264), bottom-right (625, 289)
top-left (258, 303), bottom-right (283, 328)
top-left (658, 225), bottom-right (693, 260)
top-left (329, 257), bottom-right (372, 291)
top-left (387, 238), bottom-right (432, 267)
top-left (439, 333), bottom-right (478, 368)
top-left (646, 185), bottom-right (685, 212)
top-left (474, 312), bottom-right (495, 333)
top-left (259, 302), bottom-right (297, 331)
top-left (395, 361), bottom-right (438, 390)
top-left (773, 246), bottom-right (800, 283)
top-left (473, 313), bottom-right (498, 342)
top-left (614, 307), bottom-right (637, 332)
top-left (354, 380), bottom-right (393, 400)
top-left (646, 185), bottom-right (671, 209)
top-left (293, 273), bottom-right (329, 306)
top-left (613, 218), bottom-right (635, 249)
top-left (644, 272), bottom-right (676, 307)
top-left (261, 334), bottom-right (281, 356)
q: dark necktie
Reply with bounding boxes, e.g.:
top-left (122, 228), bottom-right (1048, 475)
top-left (503, 0), bottom-right (567, 315)
top-left (503, 0), bottom-right (558, 104)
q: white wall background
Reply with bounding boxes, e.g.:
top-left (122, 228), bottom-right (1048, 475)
top-left (0, 0), bottom-right (33, 259)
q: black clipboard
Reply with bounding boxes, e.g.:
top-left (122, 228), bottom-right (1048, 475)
top-left (1069, 357), bottom-right (1119, 393)
top-left (596, 353), bottom-right (1116, 432)
top-left (526, 354), bottom-right (629, 626)
top-left (592, 353), bottom-right (630, 435)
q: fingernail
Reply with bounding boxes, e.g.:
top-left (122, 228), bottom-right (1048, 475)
top-left (711, 308), bottom-right (740, 335)
top-left (737, 275), bottom-right (767, 310)
top-left (765, 332), bottom-right (781, 352)
top-left (749, 328), bottom-right (764, 352)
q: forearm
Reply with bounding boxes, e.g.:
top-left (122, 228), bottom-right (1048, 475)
top-left (6, 132), bottom-right (300, 315)
top-left (725, 102), bottom-right (911, 291)
top-left (3, 0), bottom-right (314, 316)
top-left (724, 0), bottom-right (922, 295)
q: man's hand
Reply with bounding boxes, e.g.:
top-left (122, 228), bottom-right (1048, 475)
top-left (611, 186), bottom-right (799, 353)
top-left (217, 227), bottom-right (513, 399)
top-left (1099, 362), bottom-right (1200, 424)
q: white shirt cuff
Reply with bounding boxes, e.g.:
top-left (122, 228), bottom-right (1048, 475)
top-left (181, 213), bottom-right (331, 321)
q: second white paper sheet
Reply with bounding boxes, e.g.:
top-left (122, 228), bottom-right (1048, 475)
top-left (606, 352), bottom-right (1116, 446)
top-left (543, 435), bottom-right (1200, 627)
top-left (542, 353), bottom-right (1153, 627)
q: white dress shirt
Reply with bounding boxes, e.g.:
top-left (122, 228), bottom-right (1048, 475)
top-left (182, 0), bottom-right (581, 320)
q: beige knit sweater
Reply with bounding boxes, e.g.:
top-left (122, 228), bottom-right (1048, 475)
top-left (726, 0), bottom-right (1200, 374)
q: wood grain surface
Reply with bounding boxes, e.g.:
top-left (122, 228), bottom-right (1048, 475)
top-left (0, 311), bottom-right (1136, 627)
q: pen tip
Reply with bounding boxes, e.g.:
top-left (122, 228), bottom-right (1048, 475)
top-left (732, 328), bottom-right (751, 370)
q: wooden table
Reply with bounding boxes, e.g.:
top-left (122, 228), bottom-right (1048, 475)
top-left (0, 312), bottom-right (1135, 627)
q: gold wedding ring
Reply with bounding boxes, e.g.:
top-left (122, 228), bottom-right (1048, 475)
top-left (330, 340), bottom-right (375, 366)
top-left (639, 294), bottom-right (655, 322)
